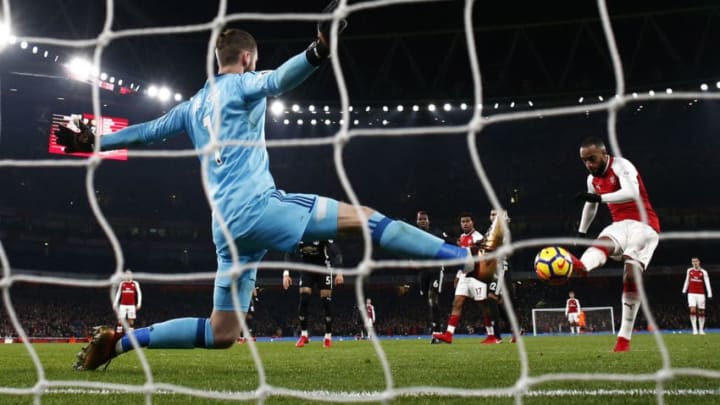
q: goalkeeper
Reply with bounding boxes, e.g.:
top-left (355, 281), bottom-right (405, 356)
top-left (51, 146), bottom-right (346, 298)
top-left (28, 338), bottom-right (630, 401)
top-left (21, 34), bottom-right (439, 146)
top-left (66, 2), bottom-right (497, 371)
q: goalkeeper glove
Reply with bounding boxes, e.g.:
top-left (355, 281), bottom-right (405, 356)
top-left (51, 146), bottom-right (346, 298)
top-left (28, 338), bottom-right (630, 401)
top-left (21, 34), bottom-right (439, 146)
top-left (575, 192), bottom-right (601, 203)
top-left (55, 118), bottom-right (96, 153)
top-left (306, 0), bottom-right (348, 66)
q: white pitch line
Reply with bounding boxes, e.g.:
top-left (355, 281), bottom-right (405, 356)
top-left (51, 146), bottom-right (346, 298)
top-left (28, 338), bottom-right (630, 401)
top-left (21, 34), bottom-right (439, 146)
top-left (26, 388), bottom-right (720, 398)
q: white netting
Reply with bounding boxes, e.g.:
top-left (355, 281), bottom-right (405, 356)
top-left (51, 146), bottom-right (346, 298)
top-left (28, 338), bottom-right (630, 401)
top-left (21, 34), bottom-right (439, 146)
top-left (2, 0), bottom-right (720, 403)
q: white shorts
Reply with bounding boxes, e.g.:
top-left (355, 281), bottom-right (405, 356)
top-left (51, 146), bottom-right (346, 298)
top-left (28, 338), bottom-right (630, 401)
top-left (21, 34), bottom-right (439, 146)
top-left (454, 274), bottom-right (488, 301)
top-left (567, 313), bottom-right (579, 323)
top-left (688, 293), bottom-right (707, 309)
top-left (598, 220), bottom-right (659, 269)
top-left (117, 305), bottom-right (137, 320)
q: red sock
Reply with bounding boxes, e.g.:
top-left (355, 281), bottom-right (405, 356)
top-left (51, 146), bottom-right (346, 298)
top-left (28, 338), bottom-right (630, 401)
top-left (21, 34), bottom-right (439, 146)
top-left (448, 315), bottom-right (459, 328)
top-left (570, 253), bottom-right (586, 271)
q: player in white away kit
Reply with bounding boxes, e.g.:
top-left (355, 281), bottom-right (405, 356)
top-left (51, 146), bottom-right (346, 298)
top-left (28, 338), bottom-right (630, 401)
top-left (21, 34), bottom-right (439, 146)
top-left (565, 291), bottom-right (581, 335)
top-left (62, 2), bottom-right (498, 371)
top-left (113, 270), bottom-right (142, 333)
top-left (571, 136), bottom-right (660, 352)
top-left (682, 257), bottom-right (712, 335)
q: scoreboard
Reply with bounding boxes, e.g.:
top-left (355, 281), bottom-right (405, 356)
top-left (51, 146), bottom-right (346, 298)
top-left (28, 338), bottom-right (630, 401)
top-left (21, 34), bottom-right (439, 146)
top-left (48, 113), bottom-right (129, 161)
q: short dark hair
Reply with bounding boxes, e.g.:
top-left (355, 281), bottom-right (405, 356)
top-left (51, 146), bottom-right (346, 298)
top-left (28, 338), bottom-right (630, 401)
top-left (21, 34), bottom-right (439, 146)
top-left (459, 212), bottom-right (474, 222)
top-left (416, 210), bottom-right (429, 217)
top-left (216, 29), bottom-right (257, 66)
top-left (580, 136), bottom-right (606, 149)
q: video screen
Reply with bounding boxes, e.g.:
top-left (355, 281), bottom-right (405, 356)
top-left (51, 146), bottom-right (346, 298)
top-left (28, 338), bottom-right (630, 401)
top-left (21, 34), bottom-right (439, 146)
top-left (48, 113), bottom-right (129, 161)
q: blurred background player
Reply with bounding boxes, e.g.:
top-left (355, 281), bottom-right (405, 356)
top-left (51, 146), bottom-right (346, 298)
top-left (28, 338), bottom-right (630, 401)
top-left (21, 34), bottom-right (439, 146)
top-left (565, 291), bottom-right (581, 335)
top-left (283, 240), bottom-right (343, 348)
top-left (682, 257), bottom-right (712, 335)
top-left (572, 136), bottom-right (660, 352)
top-left (486, 209), bottom-right (515, 343)
top-left (239, 287), bottom-right (260, 343)
top-left (363, 298), bottom-right (376, 339)
top-left (434, 212), bottom-right (498, 344)
top-left (415, 210), bottom-right (449, 343)
top-left (113, 270), bottom-right (142, 334)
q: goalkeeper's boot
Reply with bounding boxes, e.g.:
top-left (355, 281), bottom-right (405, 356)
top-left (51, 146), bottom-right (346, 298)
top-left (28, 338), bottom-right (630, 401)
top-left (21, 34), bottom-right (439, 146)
top-left (296, 335), bottom-right (309, 348)
top-left (74, 326), bottom-right (119, 371)
top-left (613, 337), bottom-right (631, 352)
top-left (431, 331), bottom-right (453, 344)
top-left (323, 337), bottom-right (332, 348)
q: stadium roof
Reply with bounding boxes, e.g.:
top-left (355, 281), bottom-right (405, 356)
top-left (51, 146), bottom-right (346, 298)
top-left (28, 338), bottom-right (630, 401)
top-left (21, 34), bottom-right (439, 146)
top-left (3, 0), bottom-right (720, 102)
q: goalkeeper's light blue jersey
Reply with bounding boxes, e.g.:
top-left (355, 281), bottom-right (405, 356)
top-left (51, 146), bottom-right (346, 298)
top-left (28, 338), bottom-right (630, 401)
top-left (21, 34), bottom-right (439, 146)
top-left (101, 51), bottom-right (317, 252)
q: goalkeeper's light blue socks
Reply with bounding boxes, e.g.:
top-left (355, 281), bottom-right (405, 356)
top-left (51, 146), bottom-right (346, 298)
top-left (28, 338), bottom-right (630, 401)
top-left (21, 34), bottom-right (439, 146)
top-left (368, 212), bottom-right (467, 261)
top-left (118, 317), bottom-right (215, 353)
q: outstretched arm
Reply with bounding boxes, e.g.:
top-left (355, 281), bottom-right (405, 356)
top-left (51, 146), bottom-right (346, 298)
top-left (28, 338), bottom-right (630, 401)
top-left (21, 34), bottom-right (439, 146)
top-left (578, 177), bottom-right (598, 234)
top-left (241, 0), bottom-right (347, 101)
top-left (101, 101), bottom-right (190, 150)
top-left (240, 53), bottom-right (318, 101)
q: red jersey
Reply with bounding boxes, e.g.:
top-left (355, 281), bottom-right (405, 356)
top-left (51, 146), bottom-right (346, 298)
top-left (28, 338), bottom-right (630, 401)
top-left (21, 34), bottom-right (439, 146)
top-left (682, 268), bottom-right (712, 296)
top-left (458, 230), bottom-right (483, 248)
top-left (366, 303), bottom-right (375, 323)
top-left (565, 298), bottom-right (580, 315)
top-left (588, 156), bottom-right (660, 232)
top-left (115, 280), bottom-right (142, 306)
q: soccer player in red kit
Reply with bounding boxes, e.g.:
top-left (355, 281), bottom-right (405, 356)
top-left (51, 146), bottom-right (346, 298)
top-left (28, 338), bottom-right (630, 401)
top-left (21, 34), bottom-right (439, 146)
top-left (572, 136), bottom-right (660, 352)
top-left (434, 212), bottom-right (504, 344)
top-left (362, 298), bottom-right (376, 339)
top-left (114, 270), bottom-right (142, 333)
top-left (565, 291), bottom-right (581, 335)
top-left (682, 257), bottom-right (713, 335)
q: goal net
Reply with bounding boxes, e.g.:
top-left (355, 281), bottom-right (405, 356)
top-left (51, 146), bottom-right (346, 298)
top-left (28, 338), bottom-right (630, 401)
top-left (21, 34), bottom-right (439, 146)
top-left (2, 0), bottom-right (720, 403)
top-left (532, 306), bottom-right (615, 336)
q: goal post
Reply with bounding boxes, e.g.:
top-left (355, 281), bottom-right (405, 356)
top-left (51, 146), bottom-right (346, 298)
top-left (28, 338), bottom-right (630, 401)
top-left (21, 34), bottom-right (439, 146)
top-left (532, 306), bottom-right (615, 336)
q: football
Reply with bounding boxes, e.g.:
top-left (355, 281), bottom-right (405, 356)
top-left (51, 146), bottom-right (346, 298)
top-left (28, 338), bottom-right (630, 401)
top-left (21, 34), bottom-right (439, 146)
top-left (534, 246), bottom-right (573, 285)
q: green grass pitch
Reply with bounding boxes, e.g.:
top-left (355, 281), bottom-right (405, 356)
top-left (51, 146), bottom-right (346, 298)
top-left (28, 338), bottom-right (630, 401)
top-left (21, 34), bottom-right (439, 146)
top-left (0, 334), bottom-right (719, 404)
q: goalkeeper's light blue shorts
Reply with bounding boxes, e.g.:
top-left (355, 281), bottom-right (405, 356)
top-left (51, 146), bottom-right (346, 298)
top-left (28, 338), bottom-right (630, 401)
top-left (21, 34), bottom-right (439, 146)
top-left (213, 191), bottom-right (339, 311)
